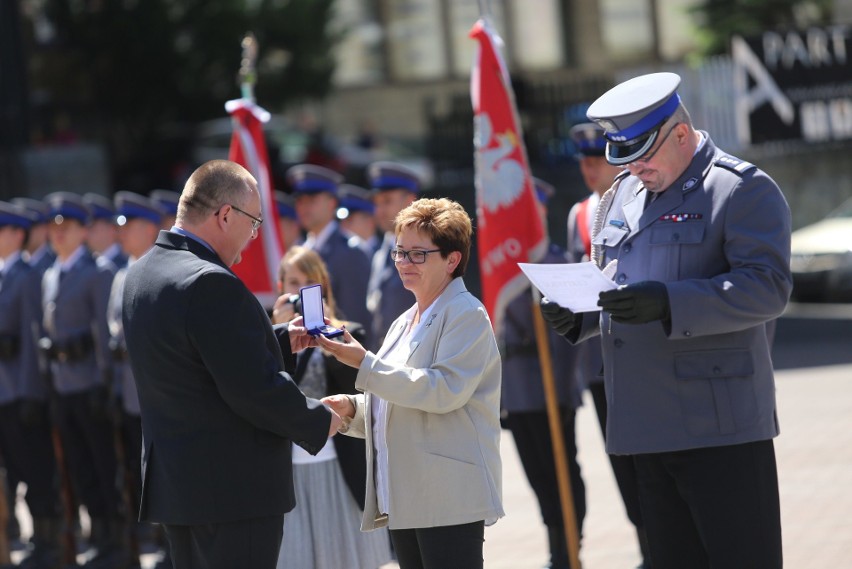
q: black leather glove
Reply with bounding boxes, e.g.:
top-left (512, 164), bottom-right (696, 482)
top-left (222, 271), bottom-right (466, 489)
top-left (540, 297), bottom-right (578, 337)
top-left (19, 399), bottom-right (45, 428)
top-left (598, 281), bottom-right (670, 324)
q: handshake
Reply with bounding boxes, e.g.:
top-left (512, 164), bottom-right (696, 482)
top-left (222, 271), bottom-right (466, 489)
top-left (540, 280), bottom-right (670, 335)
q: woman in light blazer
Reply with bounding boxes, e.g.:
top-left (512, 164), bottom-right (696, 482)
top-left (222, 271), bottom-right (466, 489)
top-left (317, 197), bottom-right (503, 569)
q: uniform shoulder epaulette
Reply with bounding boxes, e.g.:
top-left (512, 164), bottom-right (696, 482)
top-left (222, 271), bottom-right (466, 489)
top-left (714, 154), bottom-right (756, 176)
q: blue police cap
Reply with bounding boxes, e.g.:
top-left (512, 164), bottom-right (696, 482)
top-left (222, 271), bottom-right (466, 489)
top-left (0, 202), bottom-right (36, 229)
top-left (273, 191), bottom-right (297, 220)
top-left (569, 122), bottom-right (607, 158)
top-left (114, 192), bottom-right (163, 226)
top-left (150, 189), bottom-right (181, 216)
top-left (45, 192), bottom-right (90, 224)
top-left (532, 178), bottom-right (555, 205)
top-left (586, 72), bottom-right (682, 166)
top-left (10, 198), bottom-right (50, 224)
top-left (367, 161), bottom-right (420, 194)
top-left (83, 193), bottom-right (117, 222)
top-left (337, 184), bottom-right (375, 215)
top-left (286, 164), bottom-right (342, 196)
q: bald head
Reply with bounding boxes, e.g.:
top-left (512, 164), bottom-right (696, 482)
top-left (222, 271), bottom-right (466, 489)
top-left (177, 160), bottom-right (257, 226)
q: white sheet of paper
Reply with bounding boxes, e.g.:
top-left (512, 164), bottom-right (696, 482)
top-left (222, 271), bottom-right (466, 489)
top-left (518, 261), bottom-right (617, 313)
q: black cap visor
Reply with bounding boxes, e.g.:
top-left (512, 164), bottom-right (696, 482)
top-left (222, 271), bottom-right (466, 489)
top-left (605, 128), bottom-right (659, 166)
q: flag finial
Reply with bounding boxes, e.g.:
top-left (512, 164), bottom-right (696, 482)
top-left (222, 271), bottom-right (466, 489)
top-left (239, 32), bottom-right (258, 101)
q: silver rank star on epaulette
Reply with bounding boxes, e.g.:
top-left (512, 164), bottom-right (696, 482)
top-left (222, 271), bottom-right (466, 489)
top-left (715, 154), bottom-right (756, 175)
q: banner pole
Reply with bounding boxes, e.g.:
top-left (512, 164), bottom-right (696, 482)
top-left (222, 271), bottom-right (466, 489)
top-left (530, 288), bottom-right (582, 568)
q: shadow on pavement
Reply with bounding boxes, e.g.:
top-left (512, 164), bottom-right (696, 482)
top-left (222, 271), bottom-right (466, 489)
top-left (772, 302), bottom-right (852, 370)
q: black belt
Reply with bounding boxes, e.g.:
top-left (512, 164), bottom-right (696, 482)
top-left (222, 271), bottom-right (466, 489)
top-left (0, 334), bottom-right (20, 360)
top-left (41, 333), bottom-right (94, 363)
top-left (109, 338), bottom-right (128, 362)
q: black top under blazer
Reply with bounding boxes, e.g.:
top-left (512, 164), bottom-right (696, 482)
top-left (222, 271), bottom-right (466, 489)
top-left (122, 231), bottom-right (331, 525)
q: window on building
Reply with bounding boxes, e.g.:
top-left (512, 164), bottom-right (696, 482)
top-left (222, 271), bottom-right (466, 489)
top-left (600, 0), bottom-right (655, 62)
top-left (386, 0), bottom-right (447, 81)
top-left (508, 0), bottom-right (563, 70)
top-left (332, 0), bottom-right (385, 86)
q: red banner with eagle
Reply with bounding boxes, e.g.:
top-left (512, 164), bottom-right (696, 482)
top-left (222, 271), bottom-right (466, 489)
top-left (470, 18), bottom-right (546, 332)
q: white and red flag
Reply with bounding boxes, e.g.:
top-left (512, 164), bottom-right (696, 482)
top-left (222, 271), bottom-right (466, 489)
top-left (226, 98), bottom-right (285, 309)
top-left (470, 18), bottom-right (546, 333)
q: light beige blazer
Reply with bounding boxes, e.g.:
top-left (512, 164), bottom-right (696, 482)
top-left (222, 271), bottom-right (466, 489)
top-left (344, 277), bottom-right (504, 531)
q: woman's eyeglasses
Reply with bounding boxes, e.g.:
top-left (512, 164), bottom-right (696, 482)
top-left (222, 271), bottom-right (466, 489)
top-left (390, 247), bottom-right (441, 264)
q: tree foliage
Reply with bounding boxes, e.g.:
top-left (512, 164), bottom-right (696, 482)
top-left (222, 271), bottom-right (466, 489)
top-left (690, 0), bottom-right (834, 56)
top-left (26, 0), bottom-right (338, 189)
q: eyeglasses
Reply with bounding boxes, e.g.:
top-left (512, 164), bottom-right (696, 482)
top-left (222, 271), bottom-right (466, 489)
top-left (631, 122), bottom-right (681, 165)
top-left (390, 247), bottom-right (442, 264)
top-left (229, 204), bottom-right (263, 230)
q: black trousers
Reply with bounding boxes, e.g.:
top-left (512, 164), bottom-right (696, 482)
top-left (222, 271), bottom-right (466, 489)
top-left (390, 520), bottom-right (484, 569)
top-left (120, 411), bottom-right (143, 518)
top-left (505, 408), bottom-right (585, 532)
top-left (164, 514), bottom-right (283, 569)
top-left (54, 390), bottom-right (123, 518)
top-left (0, 400), bottom-right (61, 517)
top-left (589, 382), bottom-right (644, 528)
top-left (634, 439), bottom-right (782, 569)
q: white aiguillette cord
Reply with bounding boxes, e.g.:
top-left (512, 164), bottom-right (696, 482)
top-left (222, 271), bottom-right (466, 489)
top-left (590, 183), bottom-right (619, 280)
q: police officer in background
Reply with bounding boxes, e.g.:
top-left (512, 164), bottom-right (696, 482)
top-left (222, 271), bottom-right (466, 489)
top-left (11, 198), bottom-right (56, 274)
top-left (287, 164), bottom-right (372, 348)
top-left (499, 180), bottom-right (585, 569)
top-left (542, 73), bottom-right (789, 568)
top-left (149, 190), bottom-right (181, 230)
top-left (8, 197), bottom-right (56, 546)
top-left (41, 192), bottom-right (131, 568)
top-left (566, 123), bottom-right (650, 568)
top-left (365, 162), bottom-right (419, 348)
top-left (84, 193), bottom-right (128, 270)
top-left (273, 191), bottom-right (302, 252)
top-left (0, 202), bottom-right (63, 568)
top-left (337, 183), bottom-right (380, 257)
top-left (107, 192), bottom-right (170, 569)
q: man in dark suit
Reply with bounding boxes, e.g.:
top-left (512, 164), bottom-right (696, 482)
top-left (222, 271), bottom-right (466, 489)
top-left (122, 160), bottom-right (340, 569)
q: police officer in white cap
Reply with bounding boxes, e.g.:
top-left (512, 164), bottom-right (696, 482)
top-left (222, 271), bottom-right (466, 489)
top-left (566, 122), bottom-right (651, 568)
top-left (541, 72), bottom-right (789, 568)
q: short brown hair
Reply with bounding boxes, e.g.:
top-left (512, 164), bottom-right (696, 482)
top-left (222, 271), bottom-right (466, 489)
top-left (177, 160), bottom-right (255, 225)
top-left (394, 198), bottom-right (472, 279)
